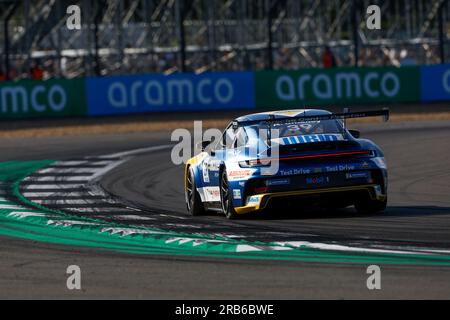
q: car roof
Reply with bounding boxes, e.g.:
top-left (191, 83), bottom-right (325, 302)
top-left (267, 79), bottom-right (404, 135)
top-left (234, 109), bottom-right (332, 123)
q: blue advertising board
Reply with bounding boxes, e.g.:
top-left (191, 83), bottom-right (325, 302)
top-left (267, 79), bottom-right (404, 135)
top-left (420, 64), bottom-right (450, 102)
top-left (86, 72), bottom-right (255, 115)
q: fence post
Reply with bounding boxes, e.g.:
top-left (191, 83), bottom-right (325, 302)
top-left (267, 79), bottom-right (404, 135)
top-left (352, 0), bottom-right (359, 67)
top-left (175, 0), bottom-right (187, 72)
top-left (438, 0), bottom-right (446, 64)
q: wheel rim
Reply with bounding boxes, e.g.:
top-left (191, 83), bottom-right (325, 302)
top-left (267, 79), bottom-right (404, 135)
top-left (221, 170), bottom-right (230, 214)
top-left (186, 172), bottom-right (194, 210)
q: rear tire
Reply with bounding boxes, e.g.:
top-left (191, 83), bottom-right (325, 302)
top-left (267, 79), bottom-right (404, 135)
top-left (185, 168), bottom-right (204, 216)
top-left (354, 198), bottom-right (387, 214)
top-left (220, 168), bottom-right (238, 219)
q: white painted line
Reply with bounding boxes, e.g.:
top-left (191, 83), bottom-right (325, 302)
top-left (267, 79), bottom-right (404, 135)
top-left (8, 211), bottom-right (49, 218)
top-left (158, 214), bottom-right (188, 220)
top-left (21, 184), bottom-right (84, 189)
top-left (165, 223), bottom-right (202, 229)
top-left (104, 144), bottom-right (173, 158)
top-left (236, 244), bottom-right (293, 252)
top-left (273, 241), bottom-right (420, 255)
top-left (165, 237), bottom-right (229, 245)
top-left (114, 215), bottom-right (156, 221)
top-left (422, 249), bottom-right (450, 254)
top-left (101, 227), bottom-right (167, 236)
top-left (19, 145), bottom-right (173, 221)
top-left (56, 207), bottom-right (130, 213)
top-left (38, 167), bottom-right (100, 174)
top-left (25, 176), bottom-right (92, 182)
top-left (0, 204), bottom-right (28, 210)
top-left (51, 161), bottom-right (87, 166)
top-left (47, 220), bottom-right (102, 227)
top-left (31, 199), bottom-right (100, 205)
top-left (83, 160), bottom-right (115, 166)
top-left (51, 160), bottom-right (115, 166)
top-left (88, 159), bottom-right (127, 182)
top-left (22, 192), bottom-right (57, 197)
top-left (105, 144), bottom-right (172, 159)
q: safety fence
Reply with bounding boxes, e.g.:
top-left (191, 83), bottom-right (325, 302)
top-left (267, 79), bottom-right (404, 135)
top-left (0, 65), bottom-right (449, 119)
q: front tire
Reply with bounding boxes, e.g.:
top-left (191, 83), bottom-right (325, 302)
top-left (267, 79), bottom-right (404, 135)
top-left (185, 168), bottom-right (204, 216)
top-left (354, 198), bottom-right (387, 214)
top-left (220, 168), bottom-right (237, 219)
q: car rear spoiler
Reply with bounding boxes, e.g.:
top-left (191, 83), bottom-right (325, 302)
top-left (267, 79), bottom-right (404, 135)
top-left (232, 108), bottom-right (389, 129)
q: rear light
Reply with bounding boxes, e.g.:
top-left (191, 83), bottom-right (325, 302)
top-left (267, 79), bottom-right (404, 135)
top-left (253, 186), bottom-right (268, 194)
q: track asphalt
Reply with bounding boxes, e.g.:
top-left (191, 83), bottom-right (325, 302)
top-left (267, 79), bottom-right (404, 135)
top-left (1, 121), bottom-right (450, 298)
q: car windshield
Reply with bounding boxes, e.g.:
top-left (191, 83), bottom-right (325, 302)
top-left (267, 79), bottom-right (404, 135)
top-left (271, 119), bottom-right (343, 137)
top-left (243, 119), bottom-right (344, 145)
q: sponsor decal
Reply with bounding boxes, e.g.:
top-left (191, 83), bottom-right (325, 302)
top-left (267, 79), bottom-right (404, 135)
top-left (276, 133), bottom-right (344, 145)
top-left (202, 161), bottom-right (209, 183)
top-left (261, 170), bottom-right (273, 176)
top-left (267, 178), bottom-right (290, 186)
top-left (325, 164), bottom-right (357, 172)
top-left (280, 168), bottom-right (312, 175)
top-left (207, 160), bottom-right (221, 171)
top-left (246, 195), bottom-right (262, 205)
top-left (200, 187), bottom-right (221, 202)
top-left (233, 189), bottom-right (242, 199)
top-left (228, 169), bottom-right (253, 180)
top-left (346, 171), bottom-right (370, 179)
top-left (280, 162), bottom-right (370, 176)
top-left (306, 176), bottom-right (330, 185)
top-left (361, 161), bottom-right (371, 169)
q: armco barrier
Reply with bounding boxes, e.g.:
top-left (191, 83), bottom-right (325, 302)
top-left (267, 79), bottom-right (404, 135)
top-left (420, 64), bottom-right (450, 102)
top-left (0, 78), bottom-right (87, 119)
top-left (86, 72), bottom-right (255, 116)
top-left (255, 67), bottom-right (421, 108)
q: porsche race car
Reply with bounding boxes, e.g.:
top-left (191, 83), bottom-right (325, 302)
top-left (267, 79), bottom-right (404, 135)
top-left (184, 109), bottom-right (388, 219)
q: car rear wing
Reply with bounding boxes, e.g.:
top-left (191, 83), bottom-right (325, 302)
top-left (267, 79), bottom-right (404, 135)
top-left (232, 108), bottom-right (389, 129)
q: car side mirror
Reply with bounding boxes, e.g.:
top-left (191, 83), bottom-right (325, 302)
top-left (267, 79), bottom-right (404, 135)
top-left (349, 129), bottom-right (360, 138)
top-left (196, 140), bottom-right (212, 152)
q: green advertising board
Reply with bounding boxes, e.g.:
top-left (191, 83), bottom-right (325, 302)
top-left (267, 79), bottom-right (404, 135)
top-left (0, 78), bottom-right (87, 119)
top-left (255, 66), bottom-right (420, 108)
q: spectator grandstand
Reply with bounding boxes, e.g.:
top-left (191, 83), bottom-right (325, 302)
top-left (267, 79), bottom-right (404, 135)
top-left (0, 0), bottom-right (449, 79)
